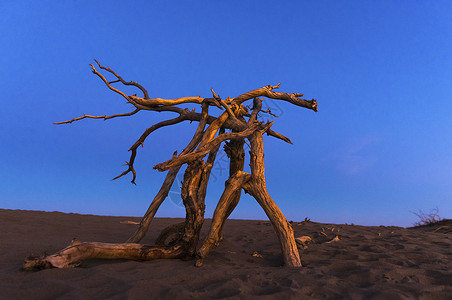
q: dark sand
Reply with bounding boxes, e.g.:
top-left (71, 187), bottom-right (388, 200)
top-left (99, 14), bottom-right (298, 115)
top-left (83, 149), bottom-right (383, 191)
top-left (0, 209), bottom-right (451, 299)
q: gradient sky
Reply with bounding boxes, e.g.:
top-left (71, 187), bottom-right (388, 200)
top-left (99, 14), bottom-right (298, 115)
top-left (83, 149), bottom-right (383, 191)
top-left (2, 1), bottom-right (451, 227)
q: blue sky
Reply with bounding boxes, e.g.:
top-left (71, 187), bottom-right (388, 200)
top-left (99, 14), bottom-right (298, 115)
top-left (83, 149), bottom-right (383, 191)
top-left (1, 1), bottom-right (451, 226)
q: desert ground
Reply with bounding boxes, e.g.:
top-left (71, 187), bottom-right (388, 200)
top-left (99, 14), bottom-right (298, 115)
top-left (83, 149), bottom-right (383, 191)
top-left (0, 209), bottom-right (450, 299)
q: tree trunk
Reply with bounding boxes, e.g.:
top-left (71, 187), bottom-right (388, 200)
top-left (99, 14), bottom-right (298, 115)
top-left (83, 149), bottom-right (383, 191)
top-left (196, 170), bottom-right (251, 266)
top-left (223, 138), bottom-right (246, 219)
top-left (243, 131), bottom-right (301, 267)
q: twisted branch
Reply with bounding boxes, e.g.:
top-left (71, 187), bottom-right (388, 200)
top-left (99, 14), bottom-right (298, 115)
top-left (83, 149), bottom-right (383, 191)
top-left (94, 59), bottom-right (150, 99)
top-left (56, 60), bottom-right (316, 184)
top-left (232, 83), bottom-right (318, 112)
top-left (113, 115), bottom-right (187, 184)
top-left (154, 121), bottom-right (272, 172)
top-left (89, 61), bottom-right (136, 105)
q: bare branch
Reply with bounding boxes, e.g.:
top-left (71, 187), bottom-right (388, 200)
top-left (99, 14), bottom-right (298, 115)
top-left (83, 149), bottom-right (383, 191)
top-left (90, 62), bottom-right (132, 104)
top-left (154, 122), bottom-right (272, 171)
top-left (209, 88), bottom-right (223, 110)
top-left (92, 60), bottom-right (234, 110)
top-left (197, 111), bottom-right (230, 149)
top-left (128, 95), bottom-right (205, 107)
top-left (181, 102), bottom-right (211, 153)
top-left (116, 101), bottom-right (215, 184)
top-left (112, 160), bottom-right (137, 184)
top-left (261, 107), bottom-right (280, 118)
top-left (57, 62), bottom-right (309, 185)
top-left (266, 129), bottom-right (292, 144)
top-left (54, 109), bottom-right (141, 125)
top-left (94, 59), bottom-right (150, 99)
top-left (114, 115), bottom-right (187, 184)
top-left (219, 97), bottom-right (243, 125)
top-left (232, 83), bottom-right (318, 112)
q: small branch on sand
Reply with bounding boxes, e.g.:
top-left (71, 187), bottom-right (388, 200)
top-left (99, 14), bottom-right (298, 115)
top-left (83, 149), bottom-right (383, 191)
top-left (433, 226), bottom-right (452, 233)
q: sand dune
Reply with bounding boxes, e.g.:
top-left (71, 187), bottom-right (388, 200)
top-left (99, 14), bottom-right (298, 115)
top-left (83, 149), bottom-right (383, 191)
top-left (0, 209), bottom-right (450, 299)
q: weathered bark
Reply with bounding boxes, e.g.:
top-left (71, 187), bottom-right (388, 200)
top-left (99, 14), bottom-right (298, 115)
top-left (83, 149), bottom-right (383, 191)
top-left (219, 138), bottom-right (246, 236)
top-left (178, 159), bottom-right (207, 255)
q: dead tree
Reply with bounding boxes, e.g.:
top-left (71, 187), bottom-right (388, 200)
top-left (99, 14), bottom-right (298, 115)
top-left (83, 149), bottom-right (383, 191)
top-left (23, 60), bottom-right (317, 270)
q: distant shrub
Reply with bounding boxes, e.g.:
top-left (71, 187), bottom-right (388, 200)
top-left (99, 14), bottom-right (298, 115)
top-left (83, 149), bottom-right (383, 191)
top-left (411, 207), bottom-right (443, 227)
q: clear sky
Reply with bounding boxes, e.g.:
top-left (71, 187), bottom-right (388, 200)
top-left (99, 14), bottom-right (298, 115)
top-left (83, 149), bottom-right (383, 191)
top-left (1, 1), bottom-right (451, 227)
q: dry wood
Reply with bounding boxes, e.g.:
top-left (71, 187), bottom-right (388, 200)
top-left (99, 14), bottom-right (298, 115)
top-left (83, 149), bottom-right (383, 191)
top-left (433, 225), bottom-right (452, 233)
top-left (196, 171), bottom-right (251, 267)
top-left (23, 239), bottom-right (185, 270)
top-left (27, 60), bottom-right (317, 270)
top-left (126, 103), bottom-right (211, 242)
top-left (242, 131), bottom-right (302, 267)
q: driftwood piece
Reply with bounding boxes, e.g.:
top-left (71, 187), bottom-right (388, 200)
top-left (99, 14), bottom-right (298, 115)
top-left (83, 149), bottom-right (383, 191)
top-left (23, 239), bottom-right (185, 270)
top-left (27, 60), bottom-right (318, 270)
